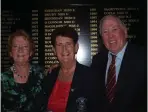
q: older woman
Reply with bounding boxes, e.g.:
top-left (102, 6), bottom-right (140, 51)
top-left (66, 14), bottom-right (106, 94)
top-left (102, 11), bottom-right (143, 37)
top-left (1, 30), bottom-right (45, 112)
top-left (43, 26), bottom-right (91, 112)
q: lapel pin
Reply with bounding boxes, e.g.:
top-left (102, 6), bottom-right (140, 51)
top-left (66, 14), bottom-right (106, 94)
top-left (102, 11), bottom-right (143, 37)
top-left (71, 88), bottom-right (75, 92)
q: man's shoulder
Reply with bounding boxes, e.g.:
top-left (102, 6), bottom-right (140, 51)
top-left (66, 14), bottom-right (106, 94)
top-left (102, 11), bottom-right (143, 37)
top-left (126, 43), bottom-right (146, 56)
top-left (92, 47), bottom-right (108, 61)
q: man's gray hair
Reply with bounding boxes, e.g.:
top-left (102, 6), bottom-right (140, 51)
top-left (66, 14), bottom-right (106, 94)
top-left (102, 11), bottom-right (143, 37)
top-left (99, 15), bottom-right (127, 35)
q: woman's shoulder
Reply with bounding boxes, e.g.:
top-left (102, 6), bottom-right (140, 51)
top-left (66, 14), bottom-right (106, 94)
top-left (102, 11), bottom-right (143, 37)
top-left (1, 67), bottom-right (13, 80)
top-left (75, 62), bottom-right (91, 77)
top-left (2, 70), bottom-right (12, 75)
top-left (45, 66), bottom-right (60, 78)
top-left (76, 62), bottom-right (90, 70)
top-left (1, 68), bottom-right (16, 89)
top-left (30, 64), bottom-right (45, 79)
top-left (31, 64), bottom-right (44, 72)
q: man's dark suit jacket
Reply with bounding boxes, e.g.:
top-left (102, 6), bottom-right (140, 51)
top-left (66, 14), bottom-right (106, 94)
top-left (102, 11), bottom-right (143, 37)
top-left (91, 43), bottom-right (147, 112)
top-left (43, 62), bottom-right (93, 112)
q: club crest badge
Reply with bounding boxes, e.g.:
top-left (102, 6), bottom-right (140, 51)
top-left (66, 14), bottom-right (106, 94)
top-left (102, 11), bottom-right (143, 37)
top-left (76, 97), bottom-right (87, 112)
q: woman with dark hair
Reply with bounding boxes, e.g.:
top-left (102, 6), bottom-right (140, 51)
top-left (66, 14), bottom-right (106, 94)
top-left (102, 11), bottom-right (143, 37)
top-left (43, 26), bottom-right (91, 112)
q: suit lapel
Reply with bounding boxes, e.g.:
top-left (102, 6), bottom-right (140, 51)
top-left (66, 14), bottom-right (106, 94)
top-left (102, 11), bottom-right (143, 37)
top-left (115, 44), bottom-right (133, 100)
top-left (46, 67), bottom-right (60, 96)
top-left (101, 50), bottom-right (108, 89)
top-left (66, 62), bottom-right (83, 112)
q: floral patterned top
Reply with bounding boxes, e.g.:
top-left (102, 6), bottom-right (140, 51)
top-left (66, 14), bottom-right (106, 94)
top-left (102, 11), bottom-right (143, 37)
top-left (1, 64), bottom-right (46, 112)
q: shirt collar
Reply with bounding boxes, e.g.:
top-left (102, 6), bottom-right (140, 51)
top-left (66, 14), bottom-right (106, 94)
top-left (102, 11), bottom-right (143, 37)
top-left (108, 42), bottom-right (128, 60)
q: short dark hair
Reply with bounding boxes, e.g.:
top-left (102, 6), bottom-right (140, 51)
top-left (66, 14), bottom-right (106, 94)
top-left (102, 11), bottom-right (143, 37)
top-left (51, 26), bottom-right (78, 47)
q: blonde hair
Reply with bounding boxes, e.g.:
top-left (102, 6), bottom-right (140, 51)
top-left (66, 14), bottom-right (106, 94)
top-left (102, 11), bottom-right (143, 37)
top-left (8, 29), bottom-right (35, 59)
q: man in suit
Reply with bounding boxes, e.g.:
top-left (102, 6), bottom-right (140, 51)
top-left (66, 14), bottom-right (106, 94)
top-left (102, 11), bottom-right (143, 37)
top-left (91, 15), bottom-right (147, 112)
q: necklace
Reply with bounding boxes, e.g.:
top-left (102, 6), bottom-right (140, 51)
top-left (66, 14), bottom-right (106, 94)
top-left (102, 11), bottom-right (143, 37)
top-left (12, 64), bottom-right (31, 79)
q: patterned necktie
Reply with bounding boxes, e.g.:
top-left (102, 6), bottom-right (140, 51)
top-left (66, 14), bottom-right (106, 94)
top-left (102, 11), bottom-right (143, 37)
top-left (106, 54), bottom-right (116, 103)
